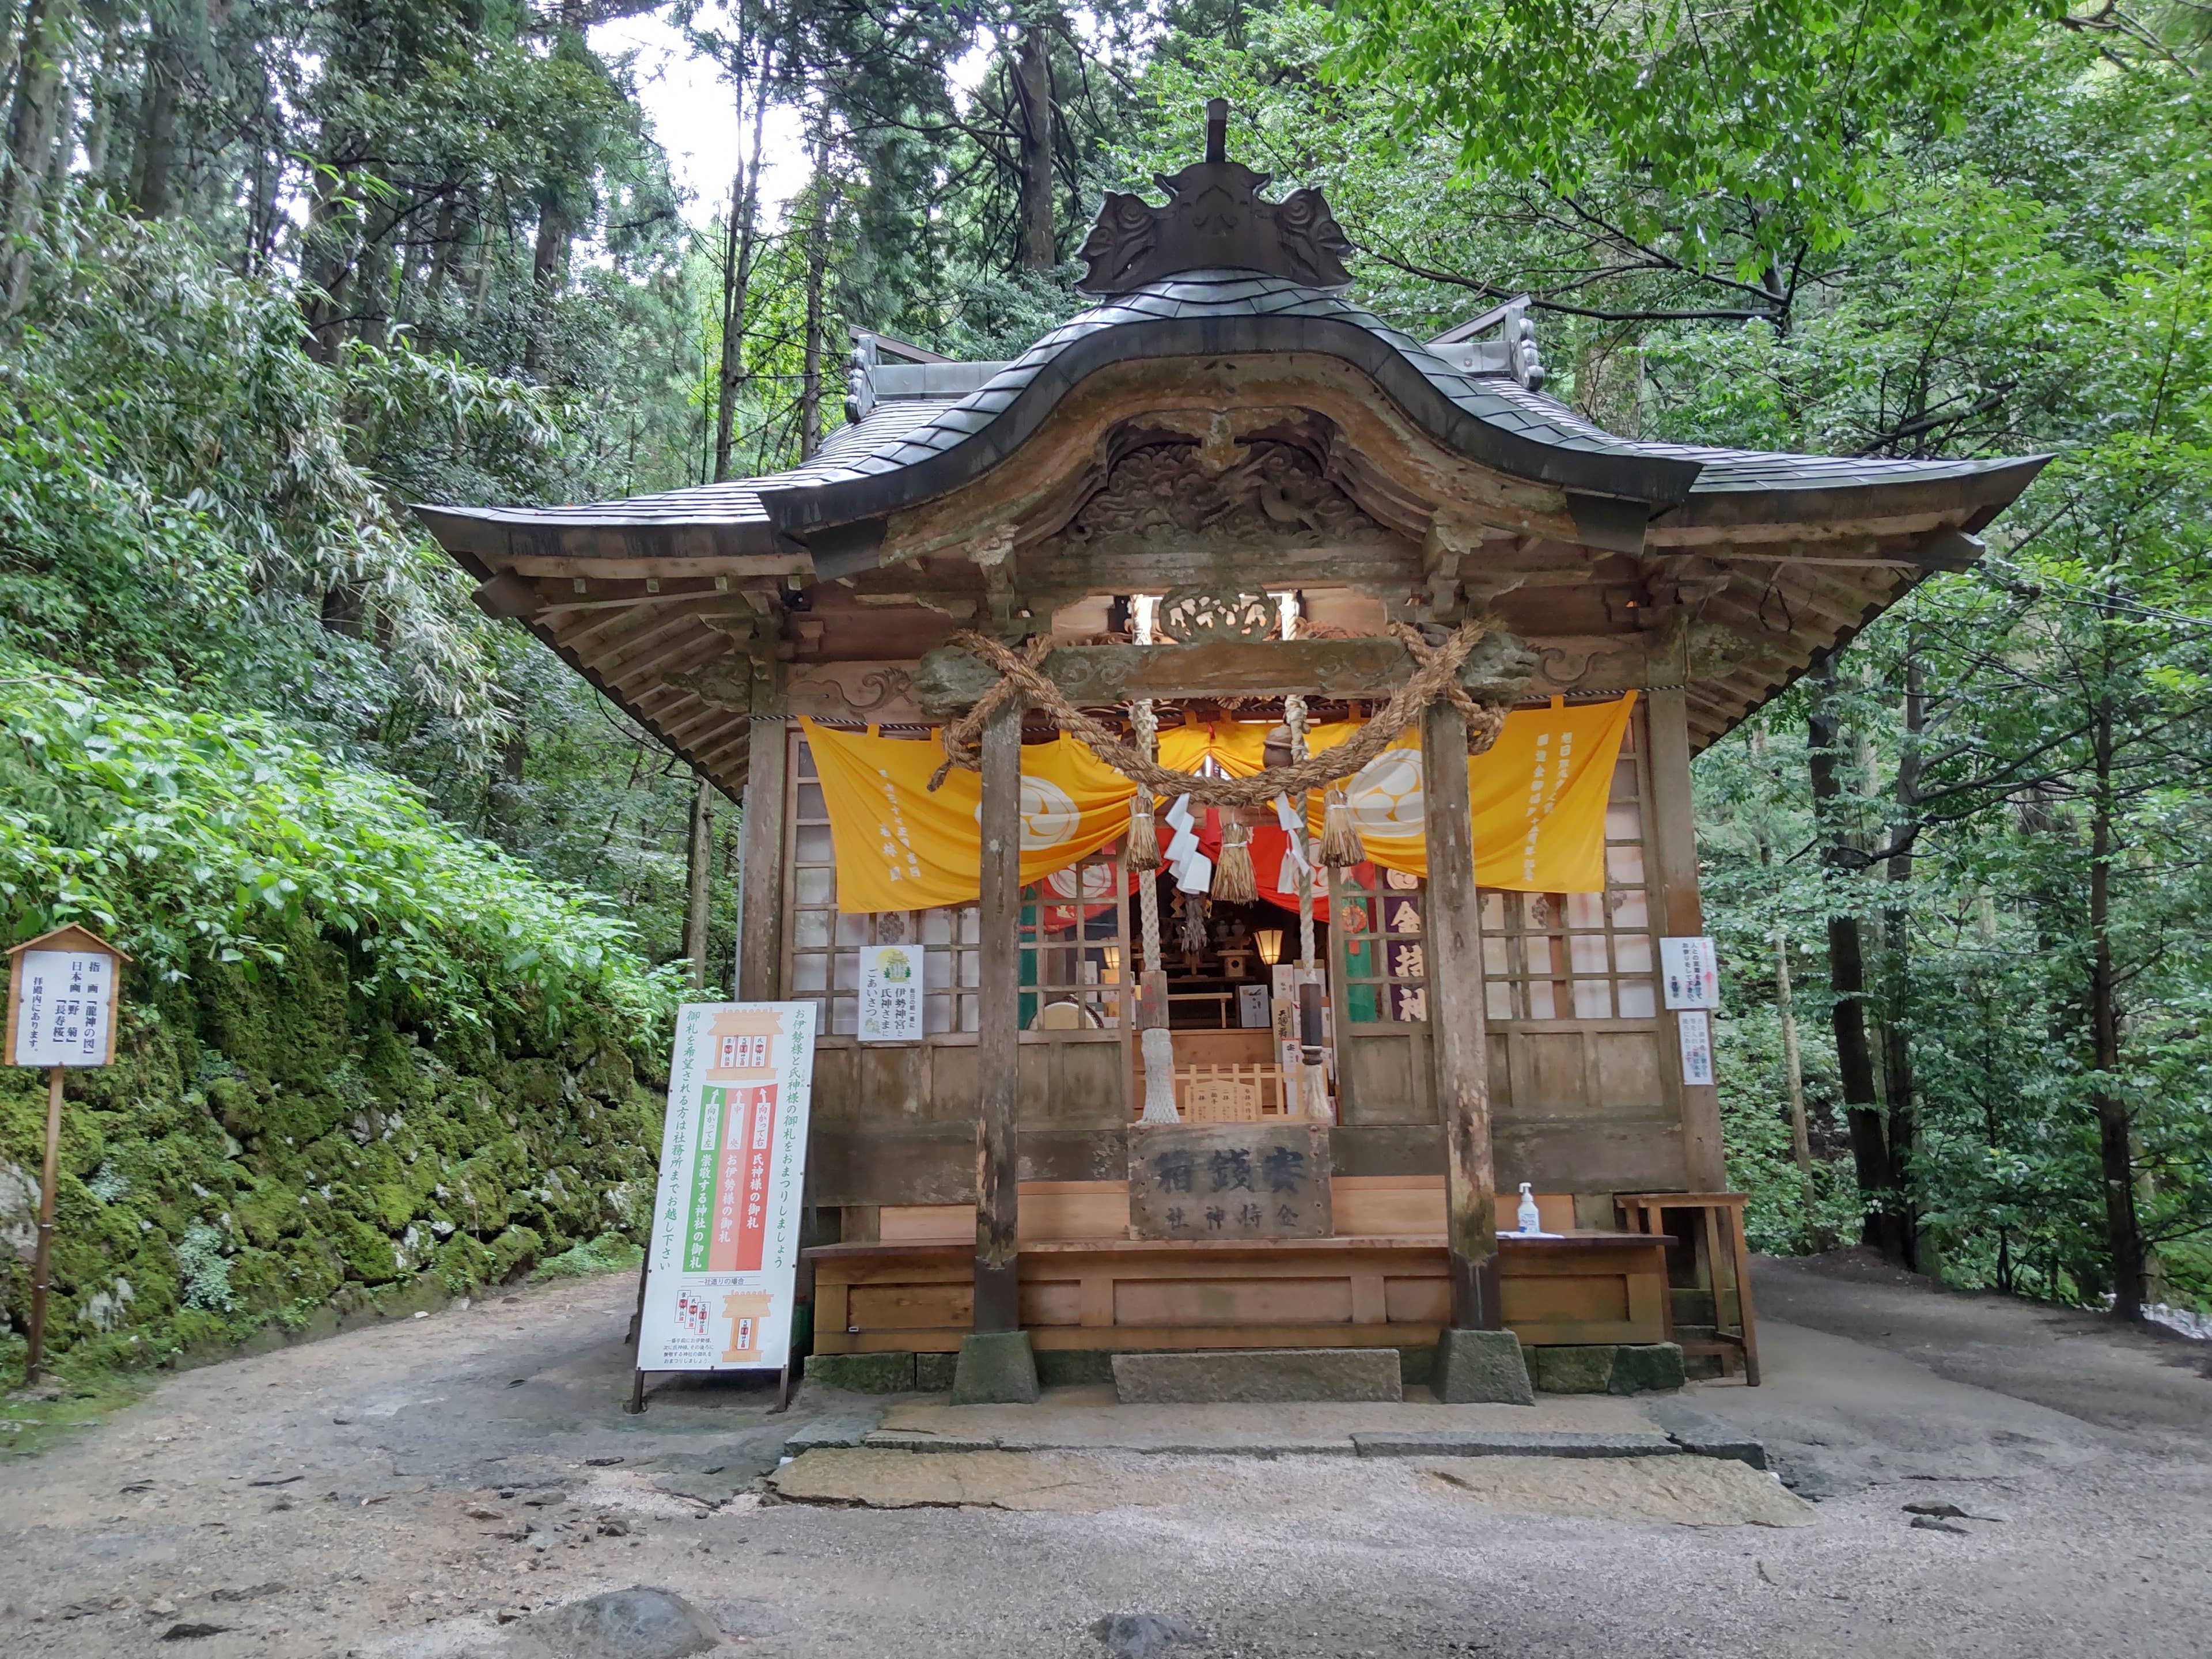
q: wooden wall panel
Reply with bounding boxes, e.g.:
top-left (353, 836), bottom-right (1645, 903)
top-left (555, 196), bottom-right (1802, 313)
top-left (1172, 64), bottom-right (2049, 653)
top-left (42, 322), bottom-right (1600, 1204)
top-left (1326, 1125), bottom-right (1445, 1177)
top-left (1494, 1120), bottom-right (1687, 1193)
top-left (1593, 1032), bottom-right (1666, 1111)
top-left (877, 1182), bottom-right (1131, 1244)
top-left (1340, 1032), bottom-right (1436, 1125)
top-left (1113, 1275), bottom-right (1355, 1328)
top-left (810, 1046), bottom-right (862, 1125)
top-left (928, 1043), bottom-right (979, 1122)
top-left (1036, 1039), bottom-right (1130, 1128)
top-left (1514, 1031), bottom-right (1591, 1115)
top-left (1019, 1281), bottom-right (1084, 1327)
top-left (859, 1044), bottom-right (923, 1119)
top-left (1501, 1272), bottom-right (1629, 1326)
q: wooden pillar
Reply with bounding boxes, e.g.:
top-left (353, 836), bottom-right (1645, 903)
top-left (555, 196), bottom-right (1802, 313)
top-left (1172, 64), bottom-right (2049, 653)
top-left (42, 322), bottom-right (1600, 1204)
top-left (1421, 699), bottom-right (1501, 1329)
top-left (736, 718), bottom-right (787, 1002)
top-left (973, 698), bottom-right (1023, 1332)
top-left (1646, 686), bottom-right (1727, 1190)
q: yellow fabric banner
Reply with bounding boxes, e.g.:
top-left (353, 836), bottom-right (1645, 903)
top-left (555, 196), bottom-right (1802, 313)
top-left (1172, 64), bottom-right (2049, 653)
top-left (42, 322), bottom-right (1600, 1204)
top-left (800, 719), bottom-right (1135, 914)
top-left (1154, 719), bottom-right (1271, 779)
top-left (800, 693), bottom-right (1636, 911)
top-left (1306, 694), bottom-right (1637, 891)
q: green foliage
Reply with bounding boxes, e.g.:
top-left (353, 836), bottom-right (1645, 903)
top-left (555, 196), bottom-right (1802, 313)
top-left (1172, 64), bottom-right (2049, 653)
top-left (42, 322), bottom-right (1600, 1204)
top-left (1326, 0), bottom-right (2059, 269)
top-left (1, 650), bottom-right (683, 1044)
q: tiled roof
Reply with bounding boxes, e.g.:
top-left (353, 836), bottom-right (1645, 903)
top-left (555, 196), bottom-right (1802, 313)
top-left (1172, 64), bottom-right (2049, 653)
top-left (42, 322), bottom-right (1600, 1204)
top-left (416, 268), bottom-right (2042, 549)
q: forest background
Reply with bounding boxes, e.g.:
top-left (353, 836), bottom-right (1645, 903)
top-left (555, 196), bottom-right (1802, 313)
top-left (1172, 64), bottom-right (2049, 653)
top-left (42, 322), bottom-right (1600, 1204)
top-left (2, 0), bottom-right (2209, 1380)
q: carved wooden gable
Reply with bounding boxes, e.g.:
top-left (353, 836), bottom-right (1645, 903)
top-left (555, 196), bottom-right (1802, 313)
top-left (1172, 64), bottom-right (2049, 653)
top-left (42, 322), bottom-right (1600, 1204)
top-left (1052, 432), bottom-right (1396, 560)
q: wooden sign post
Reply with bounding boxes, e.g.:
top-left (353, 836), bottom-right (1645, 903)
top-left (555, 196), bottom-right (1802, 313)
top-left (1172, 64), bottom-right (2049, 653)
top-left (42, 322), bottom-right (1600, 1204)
top-left (6, 925), bottom-right (130, 1384)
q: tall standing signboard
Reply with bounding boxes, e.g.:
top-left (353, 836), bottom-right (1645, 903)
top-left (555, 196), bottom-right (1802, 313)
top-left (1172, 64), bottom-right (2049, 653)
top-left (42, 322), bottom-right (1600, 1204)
top-left (6, 924), bottom-right (130, 1382)
top-left (630, 1001), bottom-right (817, 1411)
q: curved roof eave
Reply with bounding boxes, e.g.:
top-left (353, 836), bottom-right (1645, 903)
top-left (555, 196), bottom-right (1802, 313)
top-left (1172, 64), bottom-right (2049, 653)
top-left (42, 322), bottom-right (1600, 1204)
top-left (410, 271), bottom-right (2052, 569)
top-left (755, 305), bottom-right (1709, 535)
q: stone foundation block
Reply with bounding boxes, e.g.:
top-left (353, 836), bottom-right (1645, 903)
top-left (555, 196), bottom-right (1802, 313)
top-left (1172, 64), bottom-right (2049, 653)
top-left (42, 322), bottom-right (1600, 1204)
top-left (914, 1350), bottom-right (959, 1392)
top-left (1431, 1328), bottom-right (1535, 1405)
top-left (805, 1351), bottom-right (915, 1393)
top-left (951, 1330), bottom-right (1040, 1405)
top-left (1530, 1345), bottom-right (1617, 1395)
top-left (1608, 1342), bottom-right (1686, 1394)
top-left (1036, 1348), bottom-right (1119, 1388)
top-left (1112, 1347), bottom-right (1403, 1404)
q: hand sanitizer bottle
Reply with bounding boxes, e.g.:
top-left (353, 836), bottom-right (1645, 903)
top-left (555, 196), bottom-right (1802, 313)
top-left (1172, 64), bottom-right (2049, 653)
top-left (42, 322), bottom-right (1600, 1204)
top-left (1517, 1182), bottom-right (1541, 1235)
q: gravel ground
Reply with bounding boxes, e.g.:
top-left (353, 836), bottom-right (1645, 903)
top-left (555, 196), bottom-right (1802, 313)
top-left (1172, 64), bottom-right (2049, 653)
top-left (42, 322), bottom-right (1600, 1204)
top-left (2, 1255), bottom-right (2208, 1658)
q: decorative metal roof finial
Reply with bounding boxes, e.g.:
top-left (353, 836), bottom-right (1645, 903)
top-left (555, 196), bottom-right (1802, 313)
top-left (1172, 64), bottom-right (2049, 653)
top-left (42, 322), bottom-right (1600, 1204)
top-left (1074, 97), bottom-right (1353, 296)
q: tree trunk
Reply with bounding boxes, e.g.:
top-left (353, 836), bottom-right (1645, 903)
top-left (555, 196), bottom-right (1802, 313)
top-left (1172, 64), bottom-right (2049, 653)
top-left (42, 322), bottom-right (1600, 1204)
top-left (797, 137), bottom-right (831, 460)
top-left (2088, 690), bottom-right (2143, 1320)
top-left (0, 0), bottom-right (77, 315)
top-left (520, 198), bottom-right (569, 374)
top-left (1808, 662), bottom-right (1901, 1258)
top-left (1010, 15), bottom-right (1055, 271)
top-left (684, 777), bottom-right (714, 992)
top-left (131, 0), bottom-right (198, 218)
top-left (1876, 643), bottom-right (1923, 1270)
top-left (713, 55), bottom-right (771, 483)
top-left (1775, 930), bottom-right (1813, 1186)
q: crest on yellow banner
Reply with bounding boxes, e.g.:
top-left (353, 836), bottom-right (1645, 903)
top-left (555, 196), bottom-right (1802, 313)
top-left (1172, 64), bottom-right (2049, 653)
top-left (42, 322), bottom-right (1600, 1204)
top-left (800, 721), bottom-right (1135, 913)
top-left (800, 695), bottom-right (1635, 912)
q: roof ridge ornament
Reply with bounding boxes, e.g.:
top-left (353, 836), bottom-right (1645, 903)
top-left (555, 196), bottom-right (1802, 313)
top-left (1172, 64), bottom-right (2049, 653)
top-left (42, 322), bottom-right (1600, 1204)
top-left (1076, 97), bottom-right (1353, 296)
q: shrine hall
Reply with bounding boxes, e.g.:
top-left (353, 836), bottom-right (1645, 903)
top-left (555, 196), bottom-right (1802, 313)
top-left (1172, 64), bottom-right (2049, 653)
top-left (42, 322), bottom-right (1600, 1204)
top-left (418, 105), bottom-right (2044, 1401)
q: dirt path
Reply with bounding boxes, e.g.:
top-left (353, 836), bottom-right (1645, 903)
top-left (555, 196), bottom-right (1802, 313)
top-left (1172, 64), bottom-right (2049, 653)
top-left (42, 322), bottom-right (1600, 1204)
top-left (2, 1259), bottom-right (2209, 1658)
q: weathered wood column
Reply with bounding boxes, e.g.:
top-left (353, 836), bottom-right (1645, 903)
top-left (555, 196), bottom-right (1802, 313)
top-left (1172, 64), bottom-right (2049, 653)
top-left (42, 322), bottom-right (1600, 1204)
top-left (1421, 698), bottom-right (1502, 1328)
top-left (972, 696), bottom-right (1024, 1332)
top-left (735, 718), bottom-right (787, 1002)
top-left (1646, 685), bottom-right (1727, 1190)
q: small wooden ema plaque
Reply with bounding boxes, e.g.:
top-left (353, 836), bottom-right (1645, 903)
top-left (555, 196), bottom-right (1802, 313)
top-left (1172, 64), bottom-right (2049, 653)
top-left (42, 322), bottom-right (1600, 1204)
top-left (1128, 1122), bottom-right (1331, 1241)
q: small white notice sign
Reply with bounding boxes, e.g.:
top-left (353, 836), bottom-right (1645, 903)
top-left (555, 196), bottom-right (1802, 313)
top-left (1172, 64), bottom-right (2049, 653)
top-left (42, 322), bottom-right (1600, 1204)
top-left (1677, 1010), bottom-right (1715, 1086)
top-left (857, 945), bottom-right (925, 1043)
top-left (1660, 936), bottom-right (1721, 1010)
top-left (1237, 984), bottom-right (1271, 1028)
top-left (11, 950), bottom-right (115, 1068)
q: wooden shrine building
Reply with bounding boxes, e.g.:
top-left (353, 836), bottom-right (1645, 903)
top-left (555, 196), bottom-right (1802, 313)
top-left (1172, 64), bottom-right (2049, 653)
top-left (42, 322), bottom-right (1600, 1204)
top-left (419, 105), bottom-right (2044, 1397)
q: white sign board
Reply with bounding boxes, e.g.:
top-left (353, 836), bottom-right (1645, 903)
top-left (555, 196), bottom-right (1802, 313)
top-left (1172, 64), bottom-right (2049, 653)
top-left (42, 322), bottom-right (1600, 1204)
top-left (857, 944), bottom-right (925, 1043)
top-left (637, 1002), bottom-right (817, 1373)
top-left (1237, 984), bottom-right (1271, 1028)
top-left (1660, 936), bottom-right (1721, 1010)
top-left (1677, 1010), bottom-right (1715, 1086)
top-left (11, 950), bottom-right (115, 1068)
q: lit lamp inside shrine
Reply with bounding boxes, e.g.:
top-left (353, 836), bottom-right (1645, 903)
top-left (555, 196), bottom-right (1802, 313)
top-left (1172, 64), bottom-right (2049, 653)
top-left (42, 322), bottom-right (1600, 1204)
top-left (1099, 943), bottom-right (1122, 983)
top-left (1254, 929), bottom-right (1283, 967)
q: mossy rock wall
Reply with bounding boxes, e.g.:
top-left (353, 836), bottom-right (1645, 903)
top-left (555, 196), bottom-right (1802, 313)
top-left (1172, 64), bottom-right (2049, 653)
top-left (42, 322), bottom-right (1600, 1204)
top-left (0, 919), bottom-right (666, 1379)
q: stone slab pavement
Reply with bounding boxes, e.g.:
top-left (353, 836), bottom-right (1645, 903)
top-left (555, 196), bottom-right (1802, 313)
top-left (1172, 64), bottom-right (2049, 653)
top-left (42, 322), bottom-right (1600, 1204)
top-left (2, 1255), bottom-right (2207, 1657)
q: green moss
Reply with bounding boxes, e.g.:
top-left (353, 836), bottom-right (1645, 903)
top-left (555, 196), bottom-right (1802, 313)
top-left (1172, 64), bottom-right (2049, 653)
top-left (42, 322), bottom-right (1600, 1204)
top-left (487, 1225), bottom-right (545, 1281)
top-left (2, 929), bottom-right (666, 1392)
top-left (532, 1231), bottom-right (641, 1282)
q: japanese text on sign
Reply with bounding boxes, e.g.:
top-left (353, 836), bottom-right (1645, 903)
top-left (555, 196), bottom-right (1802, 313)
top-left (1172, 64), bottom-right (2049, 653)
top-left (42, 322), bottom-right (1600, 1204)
top-left (12, 951), bottom-right (114, 1068)
top-left (857, 945), bottom-right (925, 1043)
top-left (638, 1002), bottom-right (817, 1373)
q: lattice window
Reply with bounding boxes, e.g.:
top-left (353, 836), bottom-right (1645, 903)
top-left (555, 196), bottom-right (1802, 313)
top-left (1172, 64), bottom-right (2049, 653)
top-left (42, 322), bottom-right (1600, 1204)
top-left (1018, 848), bottom-right (1131, 1031)
top-left (1336, 709), bottom-right (1658, 1026)
top-left (786, 733), bottom-right (981, 1037)
top-left (1481, 714), bottom-right (1656, 1020)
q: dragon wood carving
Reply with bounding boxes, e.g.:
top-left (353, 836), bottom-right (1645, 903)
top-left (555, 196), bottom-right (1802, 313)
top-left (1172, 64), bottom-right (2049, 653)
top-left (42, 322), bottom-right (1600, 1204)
top-left (1052, 439), bottom-right (1393, 556)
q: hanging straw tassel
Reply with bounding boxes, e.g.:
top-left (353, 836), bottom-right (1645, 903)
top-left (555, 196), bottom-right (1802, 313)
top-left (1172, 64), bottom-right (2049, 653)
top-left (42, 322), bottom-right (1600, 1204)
top-left (1319, 786), bottom-right (1366, 868)
top-left (1179, 892), bottom-right (1210, 957)
top-left (1127, 790), bottom-right (1161, 870)
top-left (1211, 819), bottom-right (1257, 903)
top-left (1126, 697), bottom-right (1163, 871)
